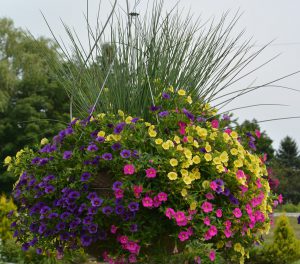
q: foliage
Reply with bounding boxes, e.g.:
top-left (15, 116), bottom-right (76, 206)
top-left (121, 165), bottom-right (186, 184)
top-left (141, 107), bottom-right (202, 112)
top-left (6, 88), bottom-right (278, 263)
top-left (247, 215), bottom-right (300, 264)
top-left (0, 18), bottom-right (69, 194)
top-left (270, 159), bottom-right (300, 204)
top-left (0, 195), bottom-right (16, 241)
top-left (276, 136), bottom-right (300, 168)
top-left (275, 202), bottom-right (300, 213)
top-left (0, 238), bottom-right (89, 264)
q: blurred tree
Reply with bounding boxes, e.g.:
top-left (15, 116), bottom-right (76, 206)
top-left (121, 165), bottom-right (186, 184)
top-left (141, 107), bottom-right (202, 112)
top-left (0, 18), bottom-right (69, 193)
top-left (276, 136), bottom-right (300, 168)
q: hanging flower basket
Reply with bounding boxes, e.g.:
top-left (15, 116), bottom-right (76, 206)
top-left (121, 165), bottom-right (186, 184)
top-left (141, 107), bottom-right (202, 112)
top-left (6, 88), bottom-right (280, 263)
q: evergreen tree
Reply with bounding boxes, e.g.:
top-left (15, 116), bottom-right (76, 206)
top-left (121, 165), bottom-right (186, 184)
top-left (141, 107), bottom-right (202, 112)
top-left (276, 136), bottom-right (300, 168)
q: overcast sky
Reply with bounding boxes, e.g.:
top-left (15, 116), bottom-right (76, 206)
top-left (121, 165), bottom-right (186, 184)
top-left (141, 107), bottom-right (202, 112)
top-left (1, 0), bottom-right (300, 150)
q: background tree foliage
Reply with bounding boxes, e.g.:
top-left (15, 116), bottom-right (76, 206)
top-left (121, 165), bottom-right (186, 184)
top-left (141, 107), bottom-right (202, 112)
top-left (0, 18), bottom-right (69, 193)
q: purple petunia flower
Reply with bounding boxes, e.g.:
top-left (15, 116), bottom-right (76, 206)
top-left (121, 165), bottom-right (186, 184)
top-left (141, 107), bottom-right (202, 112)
top-left (81, 235), bottom-right (92, 247)
top-left (90, 130), bottom-right (99, 138)
top-left (31, 157), bottom-right (40, 165)
top-left (114, 122), bottom-right (126, 134)
top-left (196, 116), bottom-right (206, 122)
top-left (81, 172), bottom-right (91, 182)
top-left (131, 117), bottom-right (139, 123)
top-left (36, 248), bottom-right (43, 255)
top-left (45, 185), bottom-right (55, 194)
top-left (128, 202), bottom-right (139, 212)
top-left (88, 223), bottom-right (98, 234)
top-left (68, 191), bottom-right (81, 199)
top-left (91, 197), bottom-right (103, 207)
top-left (111, 142), bottom-right (122, 151)
top-left (56, 222), bottom-right (66, 231)
top-left (29, 237), bottom-right (38, 246)
top-left (229, 194), bottom-right (239, 205)
top-left (21, 243), bottom-right (30, 251)
top-left (158, 111), bottom-right (169, 117)
top-left (223, 188), bottom-right (231, 196)
top-left (29, 223), bottom-right (39, 233)
top-left (40, 206), bottom-right (51, 215)
top-left (215, 179), bottom-right (224, 186)
top-left (223, 114), bottom-right (230, 121)
top-left (48, 212), bottom-right (59, 219)
top-left (102, 153), bottom-right (113, 160)
top-left (60, 212), bottom-right (71, 220)
top-left (43, 174), bottom-right (55, 182)
top-left (149, 105), bottom-right (161, 112)
top-left (38, 223), bottom-right (47, 234)
top-left (87, 192), bottom-right (98, 200)
top-left (96, 136), bottom-right (105, 143)
top-left (83, 216), bottom-right (93, 225)
top-left (60, 232), bottom-right (70, 241)
top-left (162, 92), bottom-right (170, 99)
top-left (130, 224), bottom-right (138, 232)
top-left (115, 205), bottom-right (125, 215)
top-left (63, 151), bottom-right (72, 160)
top-left (38, 158), bottom-right (49, 166)
top-left (182, 108), bottom-right (195, 121)
top-left (87, 144), bottom-right (98, 152)
top-left (102, 206), bottom-right (114, 215)
top-left (78, 203), bottom-right (87, 214)
top-left (120, 149), bottom-right (131, 158)
top-left (112, 181), bottom-right (123, 191)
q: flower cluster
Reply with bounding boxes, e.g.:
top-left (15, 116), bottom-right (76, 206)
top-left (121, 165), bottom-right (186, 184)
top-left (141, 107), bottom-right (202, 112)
top-left (6, 87), bottom-right (280, 263)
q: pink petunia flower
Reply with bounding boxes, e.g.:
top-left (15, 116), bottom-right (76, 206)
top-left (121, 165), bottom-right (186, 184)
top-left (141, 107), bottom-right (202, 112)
top-left (208, 225), bottom-right (218, 237)
top-left (236, 170), bottom-right (245, 179)
top-left (201, 201), bottom-right (213, 213)
top-left (178, 231), bottom-right (189, 241)
top-left (256, 179), bottom-right (262, 188)
top-left (165, 208), bottom-right (175, 219)
top-left (145, 167), bottom-right (157, 178)
top-left (124, 164), bottom-right (135, 175)
top-left (224, 229), bottom-right (232, 238)
top-left (175, 211), bottom-right (188, 226)
top-left (203, 216), bottom-right (210, 226)
top-left (118, 235), bottom-right (128, 244)
top-left (114, 189), bottom-right (124, 199)
top-left (133, 185), bottom-right (143, 198)
top-left (255, 129), bottom-right (261, 138)
top-left (157, 192), bottom-right (168, 202)
top-left (224, 220), bottom-right (232, 229)
top-left (211, 119), bottom-right (219, 129)
top-left (210, 181), bottom-right (218, 191)
top-left (278, 194), bottom-right (283, 204)
top-left (224, 128), bottom-right (232, 134)
top-left (209, 250), bottom-right (216, 261)
top-left (142, 197), bottom-right (153, 207)
top-left (233, 208), bottom-right (242, 218)
top-left (111, 225), bottom-right (118, 234)
top-left (216, 209), bottom-right (222, 218)
top-left (206, 193), bottom-right (215, 200)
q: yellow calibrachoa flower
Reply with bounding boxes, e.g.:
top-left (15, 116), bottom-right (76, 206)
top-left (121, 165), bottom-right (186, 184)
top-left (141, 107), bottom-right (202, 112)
top-left (183, 176), bottom-right (192, 185)
top-left (118, 110), bottom-right (125, 117)
top-left (186, 136), bottom-right (193, 143)
top-left (170, 158), bottom-right (178, 167)
top-left (220, 151), bottom-right (229, 163)
top-left (167, 172), bottom-right (178, 180)
top-left (162, 142), bottom-right (170, 150)
top-left (190, 201), bottom-right (197, 210)
top-left (125, 116), bottom-right (133, 124)
top-left (191, 170), bottom-right (201, 180)
top-left (230, 148), bottom-right (238, 155)
top-left (155, 138), bottom-right (163, 145)
top-left (174, 135), bottom-right (181, 144)
top-left (202, 180), bottom-right (210, 189)
top-left (231, 131), bottom-right (238, 139)
top-left (223, 132), bottom-right (230, 142)
top-left (192, 155), bottom-right (201, 164)
top-left (196, 127), bottom-right (207, 139)
top-left (184, 148), bottom-right (192, 159)
top-left (96, 113), bottom-right (106, 119)
top-left (16, 150), bottom-right (24, 158)
top-left (205, 142), bottom-right (211, 152)
top-left (204, 153), bottom-right (212, 161)
top-left (144, 122), bottom-right (151, 127)
top-left (213, 157), bottom-right (221, 165)
top-left (216, 241), bottom-right (224, 249)
top-left (4, 156), bottom-right (12, 165)
top-left (180, 169), bottom-right (189, 177)
top-left (193, 140), bottom-right (199, 148)
top-left (181, 188), bottom-right (188, 197)
top-left (112, 134), bottom-right (122, 141)
top-left (186, 96), bottom-right (192, 104)
top-left (177, 89), bottom-right (186, 96)
top-left (97, 131), bottom-right (106, 137)
top-left (216, 165), bottom-right (225, 173)
top-left (166, 140), bottom-right (174, 148)
top-left (234, 243), bottom-right (242, 252)
top-left (148, 130), bottom-right (157, 138)
top-left (234, 159), bottom-right (243, 168)
top-left (40, 138), bottom-right (49, 145)
top-left (168, 85), bottom-right (174, 93)
top-left (176, 144), bottom-right (183, 151)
